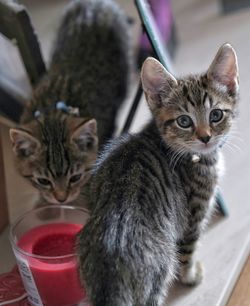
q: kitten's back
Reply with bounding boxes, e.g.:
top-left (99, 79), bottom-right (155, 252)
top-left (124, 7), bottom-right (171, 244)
top-left (50, 0), bottom-right (131, 118)
top-left (51, 0), bottom-right (130, 72)
top-left (22, 0), bottom-right (131, 145)
top-left (78, 122), bottom-right (187, 305)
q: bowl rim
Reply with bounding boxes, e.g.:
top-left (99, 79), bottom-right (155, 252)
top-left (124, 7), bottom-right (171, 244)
top-left (9, 204), bottom-right (89, 260)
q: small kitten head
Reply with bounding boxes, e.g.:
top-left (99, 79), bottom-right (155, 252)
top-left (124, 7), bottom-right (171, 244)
top-left (141, 44), bottom-right (239, 155)
top-left (10, 116), bottom-right (98, 204)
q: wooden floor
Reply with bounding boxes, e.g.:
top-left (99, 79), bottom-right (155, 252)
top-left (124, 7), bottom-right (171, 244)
top-left (227, 255), bottom-right (250, 306)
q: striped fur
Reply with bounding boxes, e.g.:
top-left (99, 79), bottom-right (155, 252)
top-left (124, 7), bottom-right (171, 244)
top-left (77, 44), bottom-right (239, 305)
top-left (9, 0), bottom-right (130, 207)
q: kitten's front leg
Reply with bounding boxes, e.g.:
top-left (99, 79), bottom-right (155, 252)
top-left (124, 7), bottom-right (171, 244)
top-left (177, 238), bottom-right (204, 286)
top-left (177, 185), bottom-right (217, 286)
top-left (177, 201), bottom-right (209, 286)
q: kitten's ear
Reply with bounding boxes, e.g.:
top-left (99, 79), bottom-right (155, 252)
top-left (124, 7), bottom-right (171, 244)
top-left (71, 119), bottom-right (98, 151)
top-left (141, 57), bottom-right (177, 111)
top-left (207, 44), bottom-right (239, 95)
top-left (9, 128), bottom-right (41, 157)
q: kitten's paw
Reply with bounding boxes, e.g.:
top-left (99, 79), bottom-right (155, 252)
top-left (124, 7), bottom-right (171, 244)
top-left (179, 261), bottom-right (204, 286)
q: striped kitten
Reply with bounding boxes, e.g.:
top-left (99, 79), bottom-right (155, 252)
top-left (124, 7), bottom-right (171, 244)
top-left (9, 0), bottom-right (130, 206)
top-left (77, 44), bottom-right (239, 305)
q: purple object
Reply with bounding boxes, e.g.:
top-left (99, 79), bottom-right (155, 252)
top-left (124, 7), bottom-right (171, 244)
top-left (140, 0), bottom-right (173, 50)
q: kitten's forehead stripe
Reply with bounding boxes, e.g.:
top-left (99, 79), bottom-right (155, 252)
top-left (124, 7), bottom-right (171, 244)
top-left (75, 163), bottom-right (81, 172)
top-left (63, 148), bottom-right (71, 176)
top-left (43, 169), bottom-right (48, 177)
top-left (42, 118), bottom-right (71, 178)
top-left (187, 94), bottom-right (195, 108)
top-left (37, 169), bottom-right (43, 176)
top-left (202, 92), bottom-right (208, 106)
top-left (180, 80), bottom-right (216, 113)
top-left (209, 96), bottom-right (214, 107)
top-left (46, 151), bottom-right (56, 179)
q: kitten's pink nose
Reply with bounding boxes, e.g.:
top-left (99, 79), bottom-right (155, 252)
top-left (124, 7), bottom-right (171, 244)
top-left (196, 126), bottom-right (211, 144)
top-left (53, 191), bottom-right (68, 203)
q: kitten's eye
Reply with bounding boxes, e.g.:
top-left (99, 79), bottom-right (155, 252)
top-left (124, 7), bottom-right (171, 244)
top-left (69, 174), bottom-right (82, 184)
top-left (37, 178), bottom-right (51, 186)
top-left (176, 115), bottom-right (193, 128)
top-left (210, 109), bottom-right (223, 123)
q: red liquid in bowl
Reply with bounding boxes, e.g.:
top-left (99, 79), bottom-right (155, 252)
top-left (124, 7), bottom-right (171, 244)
top-left (18, 223), bottom-right (85, 306)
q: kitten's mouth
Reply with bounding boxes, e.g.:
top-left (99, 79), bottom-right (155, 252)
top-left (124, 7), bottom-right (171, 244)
top-left (49, 198), bottom-right (69, 205)
top-left (195, 135), bottom-right (229, 153)
top-left (189, 141), bottom-right (218, 155)
top-left (43, 195), bottom-right (72, 205)
top-left (53, 197), bottom-right (73, 205)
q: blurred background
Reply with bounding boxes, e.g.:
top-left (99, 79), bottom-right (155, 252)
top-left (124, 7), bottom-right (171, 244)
top-left (0, 0), bottom-right (249, 305)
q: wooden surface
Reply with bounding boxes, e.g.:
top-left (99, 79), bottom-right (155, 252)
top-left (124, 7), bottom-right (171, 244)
top-left (227, 255), bottom-right (250, 306)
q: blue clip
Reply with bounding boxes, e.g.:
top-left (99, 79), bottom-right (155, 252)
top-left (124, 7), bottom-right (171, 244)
top-left (56, 101), bottom-right (68, 113)
top-left (34, 110), bottom-right (41, 118)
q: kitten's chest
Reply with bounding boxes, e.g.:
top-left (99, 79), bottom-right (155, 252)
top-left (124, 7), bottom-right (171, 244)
top-left (180, 159), bottom-right (219, 201)
top-left (178, 157), bottom-right (221, 232)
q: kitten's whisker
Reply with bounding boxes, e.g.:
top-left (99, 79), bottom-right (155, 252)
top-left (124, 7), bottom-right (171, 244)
top-left (169, 148), bottom-right (181, 169)
top-left (173, 151), bottom-right (186, 171)
top-left (223, 134), bottom-right (243, 149)
top-left (223, 143), bottom-right (235, 154)
top-left (226, 141), bottom-right (242, 153)
top-left (169, 150), bottom-right (179, 169)
top-left (170, 147), bottom-right (187, 171)
top-left (227, 134), bottom-right (244, 144)
top-left (223, 141), bottom-right (242, 154)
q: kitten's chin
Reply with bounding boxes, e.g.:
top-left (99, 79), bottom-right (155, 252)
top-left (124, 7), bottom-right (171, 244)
top-left (42, 196), bottom-right (64, 205)
top-left (191, 142), bottom-right (218, 155)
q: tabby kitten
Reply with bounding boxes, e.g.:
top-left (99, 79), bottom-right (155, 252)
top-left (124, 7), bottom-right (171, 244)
top-left (77, 44), bottom-right (239, 305)
top-left (9, 0), bottom-right (130, 206)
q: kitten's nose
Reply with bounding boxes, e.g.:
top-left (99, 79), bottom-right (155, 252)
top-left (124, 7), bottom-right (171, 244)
top-left (54, 191), bottom-right (67, 203)
top-left (199, 135), bottom-right (211, 144)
